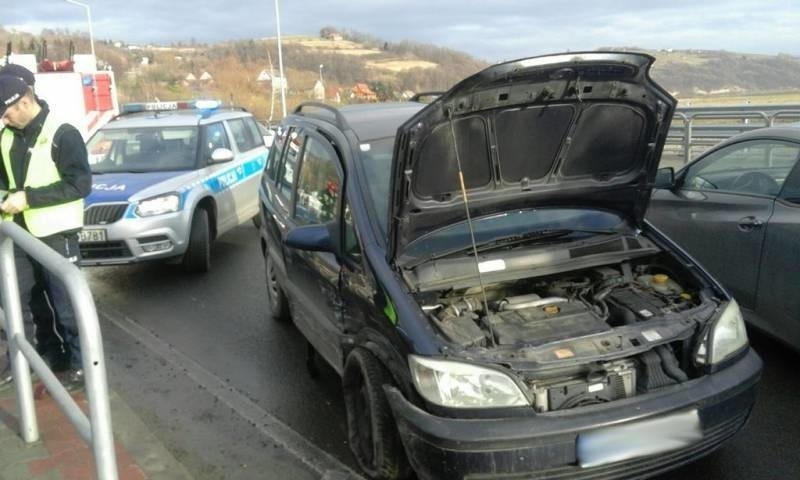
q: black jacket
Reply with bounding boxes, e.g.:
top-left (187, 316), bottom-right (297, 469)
top-left (0, 101), bottom-right (91, 221)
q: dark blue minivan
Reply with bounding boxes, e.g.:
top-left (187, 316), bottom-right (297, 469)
top-left (258, 52), bottom-right (761, 480)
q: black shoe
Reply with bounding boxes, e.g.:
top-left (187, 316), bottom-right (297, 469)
top-left (62, 368), bottom-right (85, 392)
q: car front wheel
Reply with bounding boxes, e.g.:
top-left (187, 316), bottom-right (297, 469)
top-left (183, 208), bottom-right (211, 273)
top-left (343, 348), bottom-right (411, 480)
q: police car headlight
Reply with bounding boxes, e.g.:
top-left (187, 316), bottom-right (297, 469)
top-left (135, 194), bottom-right (181, 217)
top-left (409, 355), bottom-right (529, 408)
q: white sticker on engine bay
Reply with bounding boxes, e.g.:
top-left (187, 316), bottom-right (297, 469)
top-left (478, 259), bottom-right (506, 273)
top-left (642, 329), bottom-right (662, 342)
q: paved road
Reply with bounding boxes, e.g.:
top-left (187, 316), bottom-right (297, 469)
top-left (86, 224), bottom-right (800, 479)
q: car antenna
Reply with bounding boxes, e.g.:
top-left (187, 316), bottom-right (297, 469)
top-left (446, 105), bottom-right (497, 347)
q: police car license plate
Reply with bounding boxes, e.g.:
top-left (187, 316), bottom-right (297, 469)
top-left (78, 229), bottom-right (107, 243)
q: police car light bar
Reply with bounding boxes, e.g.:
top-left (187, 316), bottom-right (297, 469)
top-left (121, 100), bottom-right (221, 115)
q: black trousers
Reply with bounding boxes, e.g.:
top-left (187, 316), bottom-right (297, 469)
top-left (13, 232), bottom-right (82, 370)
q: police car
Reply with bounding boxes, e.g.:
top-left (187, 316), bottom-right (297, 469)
top-left (81, 100), bottom-right (268, 272)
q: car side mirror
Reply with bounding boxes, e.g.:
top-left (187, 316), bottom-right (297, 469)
top-left (285, 221), bottom-right (341, 255)
top-left (654, 167), bottom-right (675, 189)
top-left (210, 147), bottom-right (235, 163)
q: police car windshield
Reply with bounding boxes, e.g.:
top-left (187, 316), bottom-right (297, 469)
top-left (87, 127), bottom-right (199, 173)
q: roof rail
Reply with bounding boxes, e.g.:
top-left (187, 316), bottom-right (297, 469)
top-left (410, 91), bottom-right (445, 103)
top-left (294, 102), bottom-right (350, 131)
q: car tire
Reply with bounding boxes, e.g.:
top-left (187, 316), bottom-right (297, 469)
top-left (183, 208), bottom-right (211, 273)
top-left (343, 348), bottom-right (411, 480)
top-left (265, 252), bottom-right (290, 321)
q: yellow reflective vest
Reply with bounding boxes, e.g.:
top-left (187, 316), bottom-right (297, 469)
top-left (0, 114), bottom-right (84, 237)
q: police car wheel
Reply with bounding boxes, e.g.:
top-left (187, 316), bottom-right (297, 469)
top-left (343, 348), bottom-right (411, 480)
top-left (265, 253), bottom-right (290, 321)
top-left (183, 208), bottom-right (211, 273)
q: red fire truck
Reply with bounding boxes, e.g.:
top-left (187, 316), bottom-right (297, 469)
top-left (2, 52), bottom-right (119, 140)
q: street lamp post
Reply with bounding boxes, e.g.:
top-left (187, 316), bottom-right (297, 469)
top-left (273, 0), bottom-right (287, 118)
top-left (65, 0), bottom-right (96, 69)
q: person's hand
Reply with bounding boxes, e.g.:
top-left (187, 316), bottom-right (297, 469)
top-left (1, 191), bottom-right (27, 214)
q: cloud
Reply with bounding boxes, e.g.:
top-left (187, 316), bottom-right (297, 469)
top-left (2, 0), bottom-right (799, 60)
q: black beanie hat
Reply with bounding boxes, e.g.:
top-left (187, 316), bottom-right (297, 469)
top-left (0, 75), bottom-right (29, 116)
top-left (0, 63), bottom-right (35, 87)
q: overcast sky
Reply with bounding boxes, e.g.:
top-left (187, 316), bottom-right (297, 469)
top-left (3, 0), bottom-right (799, 61)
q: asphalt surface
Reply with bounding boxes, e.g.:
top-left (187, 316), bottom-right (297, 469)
top-left (85, 224), bottom-right (800, 480)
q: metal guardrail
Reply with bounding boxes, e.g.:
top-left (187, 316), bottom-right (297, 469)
top-left (0, 221), bottom-right (118, 479)
top-left (666, 105), bottom-right (800, 164)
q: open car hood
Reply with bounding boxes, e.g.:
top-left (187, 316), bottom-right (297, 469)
top-left (388, 52), bottom-right (676, 261)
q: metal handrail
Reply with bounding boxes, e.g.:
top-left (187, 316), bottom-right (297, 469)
top-left (0, 221), bottom-right (118, 479)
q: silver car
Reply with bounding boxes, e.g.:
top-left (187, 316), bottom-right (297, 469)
top-left (648, 125), bottom-right (800, 350)
top-left (81, 101), bottom-right (268, 272)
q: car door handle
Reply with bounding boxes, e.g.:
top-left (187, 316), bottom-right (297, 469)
top-left (737, 216), bottom-right (764, 232)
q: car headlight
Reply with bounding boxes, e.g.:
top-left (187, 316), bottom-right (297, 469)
top-left (409, 355), bottom-right (529, 408)
top-left (135, 194), bottom-right (181, 217)
top-left (706, 299), bottom-right (748, 365)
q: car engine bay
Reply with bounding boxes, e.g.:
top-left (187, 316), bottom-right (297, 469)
top-left (410, 237), bottom-right (720, 412)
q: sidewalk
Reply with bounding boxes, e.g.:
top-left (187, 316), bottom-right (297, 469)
top-left (0, 380), bottom-right (193, 480)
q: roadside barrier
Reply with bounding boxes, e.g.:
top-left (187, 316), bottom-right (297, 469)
top-left (0, 221), bottom-right (118, 480)
top-left (667, 105), bottom-right (800, 163)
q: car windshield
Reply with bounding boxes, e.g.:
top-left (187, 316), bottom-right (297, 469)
top-left (400, 208), bottom-right (628, 263)
top-left (356, 136), bottom-right (395, 236)
top-left (87, 126), bottom-right (199, 173)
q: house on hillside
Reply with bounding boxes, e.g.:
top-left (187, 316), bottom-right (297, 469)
top-left (326, 86), bottom-right (343, 104)
top-left (351, 83), bottom-right (377, 101)
top-left (313, 80), bottom-right (325, 100)
top-left (200, 71), bottom-right (214, 82)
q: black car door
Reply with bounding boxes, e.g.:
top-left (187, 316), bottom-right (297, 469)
top-left (283, 132), bottom-right (346, 373)
top-left (649, 139), bottom-right (799, 310)
top-left (749, 148), bottom-right (800, 349)
top-left (261, 127), bottom-right (303, 281)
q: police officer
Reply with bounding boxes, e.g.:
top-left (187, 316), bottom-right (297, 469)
top-left (0, 74), bottom-right (91, 390)
top-left (0, 64), bottom-right (70, 375)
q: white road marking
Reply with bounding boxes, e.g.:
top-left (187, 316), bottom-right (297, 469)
top-left (99, 306), bottom-right (364, 479)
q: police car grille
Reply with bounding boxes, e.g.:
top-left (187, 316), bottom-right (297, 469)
top-left (80, 242), bottom-right (132, 260)
top-left (84, 204), bottom-right (128, 225)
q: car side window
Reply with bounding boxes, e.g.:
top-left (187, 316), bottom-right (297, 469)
top-left (266, 127), bottom-right (289, 181)
top-left (202, 122), bottom-right (231, 159)
top-left (683, 140), bottom-right (800, 197)
top-left (228, 118), bottom-right (260, 152)
top-left (244, 118), bottom-right (266, 148)
top-left (278, 130), bottom-right (304, 199)
top-left (294, 136), bottom-right (341, 225)
top-left (779, 157), bottom-right (800, 205)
